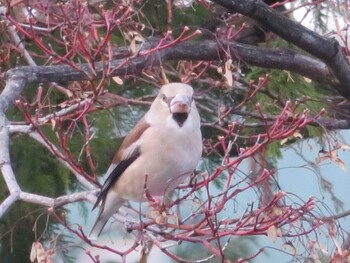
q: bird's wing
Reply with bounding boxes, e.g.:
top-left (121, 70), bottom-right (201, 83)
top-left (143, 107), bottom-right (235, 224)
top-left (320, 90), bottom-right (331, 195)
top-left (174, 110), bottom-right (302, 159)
top-left (92, 117), bottom-right (150, 210)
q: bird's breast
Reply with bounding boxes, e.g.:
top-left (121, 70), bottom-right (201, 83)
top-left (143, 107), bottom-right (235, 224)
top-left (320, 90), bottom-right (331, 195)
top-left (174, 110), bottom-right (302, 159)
top-left (114, 124), bottom-right (202, 201)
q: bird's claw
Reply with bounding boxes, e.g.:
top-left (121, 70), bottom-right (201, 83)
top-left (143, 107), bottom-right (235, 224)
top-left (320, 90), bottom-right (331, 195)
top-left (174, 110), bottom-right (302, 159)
top-left (147, 208), bottom-right (178, 226)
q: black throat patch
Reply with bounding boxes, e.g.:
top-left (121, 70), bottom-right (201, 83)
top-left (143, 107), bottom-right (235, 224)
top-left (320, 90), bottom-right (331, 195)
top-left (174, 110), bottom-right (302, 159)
top-left (172, 113), bottom-right (188, 127)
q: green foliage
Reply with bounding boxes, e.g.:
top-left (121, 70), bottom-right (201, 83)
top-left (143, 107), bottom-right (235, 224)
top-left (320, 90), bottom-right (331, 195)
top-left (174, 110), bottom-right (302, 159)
top-left (312, 2), bottom-right (329, 33)
top-left (223, 236), bottom-right (259, 262)
top-left (306, 125), bottom-right (323, 139)
top-left (88, 109), bottom-right (124, 174)
top-left (245, 68), bottom-right (328, 161)
top-left (10, 136), bottom-right (70, 195)
top-left (175, 236), bottom-right (258, 262)
top-left (265, 141), bottom-right (283, 164)
top-left (246, 68), bottom-right (326, 113)
top-left (0, 135), bottom-right (72, 262)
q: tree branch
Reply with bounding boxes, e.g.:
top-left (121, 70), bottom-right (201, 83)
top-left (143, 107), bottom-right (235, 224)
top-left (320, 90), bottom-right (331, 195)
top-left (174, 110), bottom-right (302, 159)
top-left (0, 190), bottom-right (97, 218)
top-left (2, 39), bottom-right (334, 87)
top-left (0, 194), bottom-right (19, 218)
top-left (165, 40), bottom-right (333, 85)
top-left (211, 0), bottom-right (350, 98)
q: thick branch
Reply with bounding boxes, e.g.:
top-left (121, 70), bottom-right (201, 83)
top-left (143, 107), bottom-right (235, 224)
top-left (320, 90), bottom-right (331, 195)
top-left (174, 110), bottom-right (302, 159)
top-left (0, 115), bottom-right (20, 195)
top-left (0, 194), bottom-right (19, 218)
top-left (0, 190), bottom-right (96, 218)
top-left (0, 76), bottom-right (95, 217)
top-left (165, 40), bottom-right (333, 85)
top-left (0, 75), bottom-right (27, 112)
top-left (19, 190), bottom-right (97, 208)
top-left (211, 0), bottom-right (350, 97)
top-left (0, 76), bottom-right (25, 216)
top-left (3, 40), bottom-right (333, 87)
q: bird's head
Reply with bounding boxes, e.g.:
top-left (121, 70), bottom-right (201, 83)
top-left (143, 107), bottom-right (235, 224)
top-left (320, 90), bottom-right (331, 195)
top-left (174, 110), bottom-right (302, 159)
top-left (148, 83), bottom-right (198, 127)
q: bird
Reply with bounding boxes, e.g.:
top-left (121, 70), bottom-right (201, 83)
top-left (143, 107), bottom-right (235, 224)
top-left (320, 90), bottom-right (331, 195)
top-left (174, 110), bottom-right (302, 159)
top-left (89, 82), bottom-right (202, 239)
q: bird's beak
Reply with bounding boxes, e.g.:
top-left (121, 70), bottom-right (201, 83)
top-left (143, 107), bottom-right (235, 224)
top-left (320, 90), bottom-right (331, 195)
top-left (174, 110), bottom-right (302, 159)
top-left (169, 94), bottom-right (192, 114)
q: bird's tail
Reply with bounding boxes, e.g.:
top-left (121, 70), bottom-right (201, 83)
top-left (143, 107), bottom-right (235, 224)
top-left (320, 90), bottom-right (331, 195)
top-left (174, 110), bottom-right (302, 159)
top-left (89, 191), bottom-right (125, 240)
top-left (89, 214), bottom-right (108, 240)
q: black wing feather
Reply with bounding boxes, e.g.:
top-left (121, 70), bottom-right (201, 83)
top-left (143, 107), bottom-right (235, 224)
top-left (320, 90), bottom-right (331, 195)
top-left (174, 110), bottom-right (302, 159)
top-left (92, 146), bottom-right (141, 210)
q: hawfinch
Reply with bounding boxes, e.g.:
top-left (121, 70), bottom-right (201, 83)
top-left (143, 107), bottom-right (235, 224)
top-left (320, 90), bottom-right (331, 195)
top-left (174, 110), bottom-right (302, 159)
top-left (89, 83), bottom-right (202, 239)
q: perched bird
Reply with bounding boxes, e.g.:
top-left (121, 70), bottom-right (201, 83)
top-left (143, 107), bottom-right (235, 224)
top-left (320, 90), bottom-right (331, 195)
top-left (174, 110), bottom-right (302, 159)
top-left (89, 83), bottom-right (202, 239)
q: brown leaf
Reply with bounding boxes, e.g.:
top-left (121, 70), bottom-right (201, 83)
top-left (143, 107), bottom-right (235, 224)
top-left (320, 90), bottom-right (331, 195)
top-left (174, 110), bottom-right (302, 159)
top-left (224, 59), bottom-right (233, 86)
top-left (267, 225), bottom-right (281, 243)
top-left (334, 157), bottom-right (347, 171)
top-left (51, 119), bottom-right (56, 131)
top-left (272, 207), bottom-right (283, 216)
top-left (30, 242), bottom-right (37, 262)
top-left (337, 143), bottom-right (350, 151)
top-left (112, 76), bottom-right (123, 85)
top-left (140, 251), bottom-right (148, 263)
top-left (281, 242), bottom-right (297, 256)
top-left (35, 242), bottom-right (46, 263)
top-left (315, 154), bottom-right (331, 164)
top-left (303, 77), bottom-right (312, 83)
top-left (315, 150), bottom-right (347, 171)
top-left (280, 130), bottom-right (303, 145)
top-left (30, 241), bottom-right (46, 263)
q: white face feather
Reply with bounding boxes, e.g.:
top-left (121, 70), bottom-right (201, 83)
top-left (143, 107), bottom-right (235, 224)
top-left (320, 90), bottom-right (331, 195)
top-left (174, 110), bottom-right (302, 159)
top-left (146, 83), bottom-right (198, 128)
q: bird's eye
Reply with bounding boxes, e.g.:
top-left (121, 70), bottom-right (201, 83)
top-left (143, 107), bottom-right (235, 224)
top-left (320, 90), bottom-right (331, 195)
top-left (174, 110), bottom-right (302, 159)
top-left (161, 94), bottom-right (167, 102)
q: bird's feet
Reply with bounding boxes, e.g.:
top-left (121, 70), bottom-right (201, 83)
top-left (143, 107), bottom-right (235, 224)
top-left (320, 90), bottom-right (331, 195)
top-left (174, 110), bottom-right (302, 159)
top-left (147, 208), bottom-right (178, 225)
top-left (145, 195), bottom-right (178, 225)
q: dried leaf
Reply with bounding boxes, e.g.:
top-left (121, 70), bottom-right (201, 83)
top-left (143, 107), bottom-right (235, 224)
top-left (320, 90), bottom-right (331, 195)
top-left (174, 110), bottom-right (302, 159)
top-left (130, 38), bottom-right (137, 54)
top-left (281, 242), bottom-right (297, 256)
top-left (30, 242), bottom-right (37, 262)
top-left (30, 241), bottom-right (46, 263)
top-left (142, 70), bottom-right (156, 80)
top-left (160, 66), bottom-right (169, 84)
top-left (35, 242), bottom-right (46, 263)
top-left (272, 207), bottom-right (283, 216)
top-left (66, 89), bottom-right (74, 98)
top-left (155, 213), bottom-right (167, 224)
top-left (146, 210), bottom-right (160, 220)
top-left (125, 31), bottom-right (144, 54)
top-left (140, 252), bottom-right (148, 263)
top-left (224, 59), bottom-right (233, 86)
top-left (280, 130), bottom-right (303, 145)
top-left (334, 157), bottom-right (347, 171)
top-left (315, 155), bottom-right (329, 164)
top-left (293, 131), bottom-right (303, 139)
top-left (112, 76), bottom-right (123, 85)
top-left (280, 137), bottom-right (288, 145)
top-left (338, 143), bottom-right (350, 151)
top-left (51, 119), bottom-right (56, 131)
top-left (335, 16), bottom-right (342, 37)
top-left (267, 225), bottom-right (281, 243)
top-left (303, 77), bottom-right (312, 83)
top-left (315, 149), bottom-right (347, 171)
